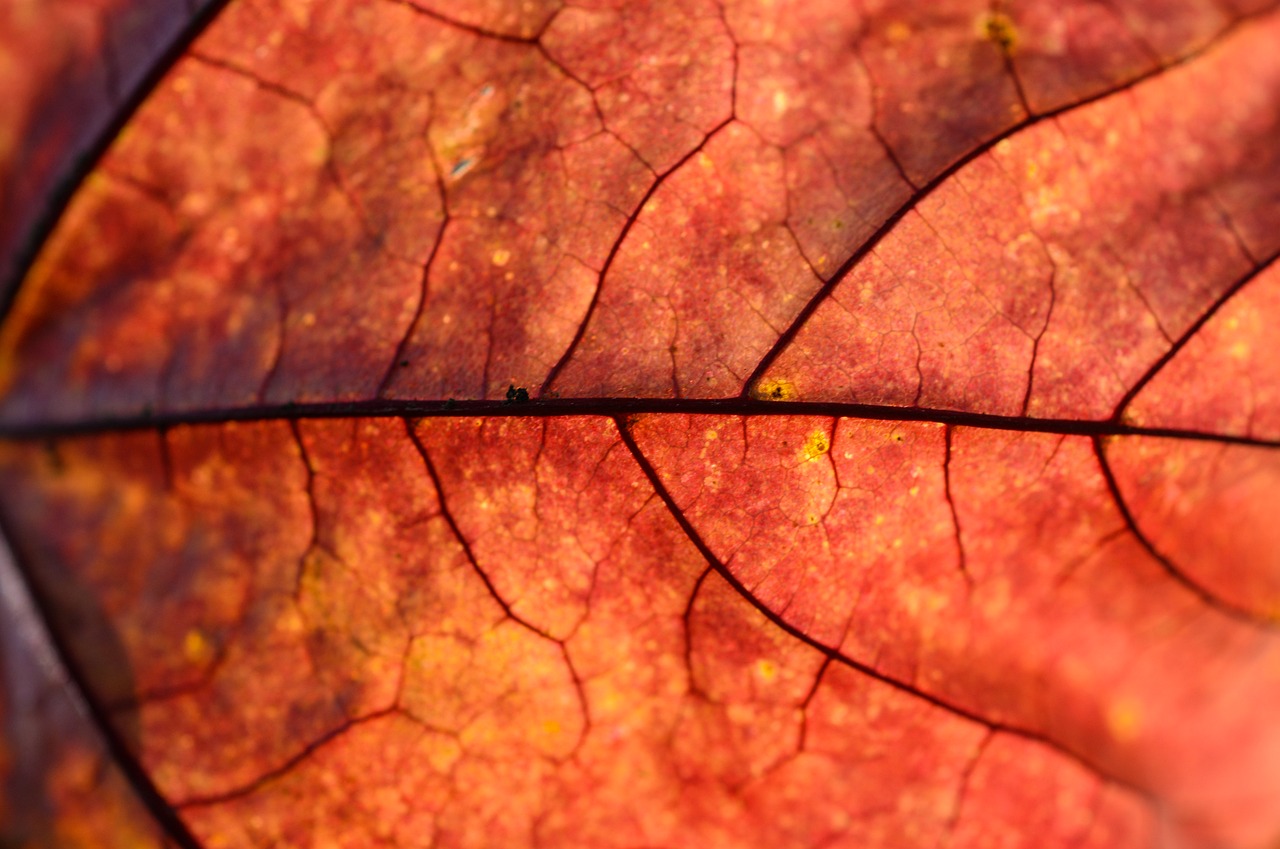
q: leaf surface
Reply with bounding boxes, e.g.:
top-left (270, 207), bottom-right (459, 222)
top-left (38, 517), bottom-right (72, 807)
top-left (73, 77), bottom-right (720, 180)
top-left (1, 1), bottom-right (1280, 847)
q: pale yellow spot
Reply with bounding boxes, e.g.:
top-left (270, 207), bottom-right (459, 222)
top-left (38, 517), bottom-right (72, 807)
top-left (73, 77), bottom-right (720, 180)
top-left (752, 377), bottom-right (797, 401)
top-left (801, 429), bottom-right (830, 462)
top-left (183, 629), bottom-right (214, 665)
top-left (491, 248), bottom-right (511, 267)
top-left (874, 514), bottom-right (885, 526)
top-left (1229, 341), bottom-right (1250, 360)
top-left (598, 687), bottom-right (624, 714)
top-left (542, 719), bottom-right (562, 737)
top-left (698, 152), bottom-right (715, 169)
top-left (279, 608), bottom-right (306, 634)
top-left (909, 485), bottom-right (920, 496)
top-left (304, 136), bottom-right (329, 168)
top-left (172, 76), bottom-right (192, 94)
top-left (180, 191), bottom-right (211, 217)
top-left (886, 21), bottom-right (912, 42)
top-left (977, 12), bottom-right (1019, 55)
top-left (756, 659), bottom-right (778, 681)
top-left (300, 312), bottom-right (317, 327)
top-left (980, 578), bottom-right (1012, 618)
top-left (1107, 698), bottom-right (1143, 742)
top-left (704, 428), bottom-right (719, 441)
top-left (772, 89), bottom-right (789, 115)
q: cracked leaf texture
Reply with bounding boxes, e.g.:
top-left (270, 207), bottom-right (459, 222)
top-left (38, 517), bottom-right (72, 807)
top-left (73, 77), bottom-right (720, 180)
top-left (2, 1), bottom-right (1280, 848)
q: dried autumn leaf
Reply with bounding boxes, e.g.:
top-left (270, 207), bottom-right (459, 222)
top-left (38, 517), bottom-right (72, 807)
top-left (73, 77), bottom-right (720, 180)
top-left (1, 1), bottom-right (1279, 848)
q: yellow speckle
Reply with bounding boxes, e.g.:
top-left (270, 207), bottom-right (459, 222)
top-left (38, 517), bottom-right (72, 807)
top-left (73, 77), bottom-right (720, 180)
top-left (874, 514), bottom-right (885, 526)
top-left (305, 136), bottom-right (330, 168)
top-left (772, 89), bottom-right (789, 115)
top-left (698, 152), bottom-right (715, 170)
top-left (978, 11), bottom-right (1019, 55)
top-left (1229, 341), bottom-right (1250, 360)
top-left (908, 485), bottom-right (920, 496)
top-left (172, 76), bottom-right (192, 94)
top-left (542, 719), bottom-right (562, 737)
top-left (756, 659), bottom-right (778, 681)
top-left (183, 629), bottom-right (214, 665)
top-left (752, 377), bottom-right (797, 401)
top-left (1106, 698), bottom-right (1143, 742)
top-left (886, 21), bottom-right (912, 42)
top-left (801, 429), bottom-right (830, 462)
top-left (704, 428), bottom-right (719, 441)
top-left (491, 248), bottom-right (511, 267)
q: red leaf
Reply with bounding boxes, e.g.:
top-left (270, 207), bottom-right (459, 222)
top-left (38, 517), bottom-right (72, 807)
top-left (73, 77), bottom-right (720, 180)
top-left (2, 2), bottom-right (1280, 847)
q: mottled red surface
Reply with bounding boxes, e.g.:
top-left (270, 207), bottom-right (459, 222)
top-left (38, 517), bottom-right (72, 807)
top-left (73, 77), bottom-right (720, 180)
top-left (1, 1), bottom-right (1279, 847)
top-left (0, 0), bottom-right (217, 305)
top-left (0, 539), bottom-right (171, 848)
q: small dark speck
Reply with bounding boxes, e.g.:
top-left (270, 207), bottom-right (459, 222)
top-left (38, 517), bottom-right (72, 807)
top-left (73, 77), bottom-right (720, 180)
top-left (399, 360), bottom-right (410, 367)
top-left (505, 384), bottom-right (530, 404)
top-left (443, 398), bottom-right (456, 410)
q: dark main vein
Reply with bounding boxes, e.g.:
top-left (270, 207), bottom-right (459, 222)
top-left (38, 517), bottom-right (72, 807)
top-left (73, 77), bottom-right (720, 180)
top-left (0, 6), bottom-right (239, 847)
top-left (2, 397), bottom-right (1276, 448)
top-left (1, 6), bottom-right (1275, 845)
